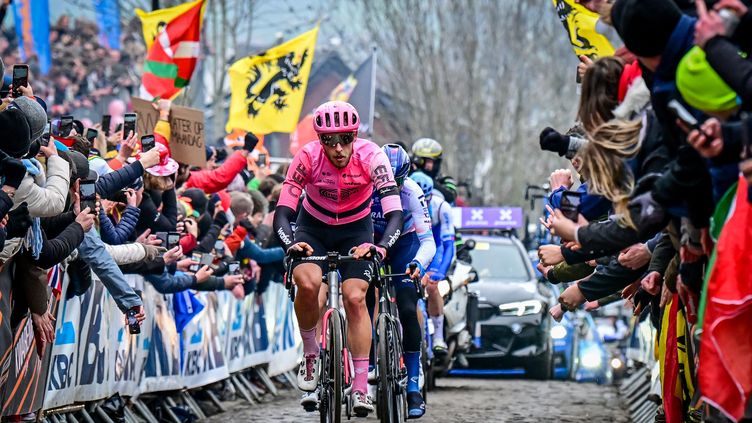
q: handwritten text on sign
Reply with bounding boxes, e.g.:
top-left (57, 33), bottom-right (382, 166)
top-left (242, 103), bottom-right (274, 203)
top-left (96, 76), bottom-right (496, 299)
top-left (131, 97), bottom-right (207, 168)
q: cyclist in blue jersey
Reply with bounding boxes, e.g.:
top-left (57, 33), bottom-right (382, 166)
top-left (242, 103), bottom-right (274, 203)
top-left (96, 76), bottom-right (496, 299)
top-left (369, 144), bottom-right (435, 418)
top-left (410, 171), bottom-right (455, 354)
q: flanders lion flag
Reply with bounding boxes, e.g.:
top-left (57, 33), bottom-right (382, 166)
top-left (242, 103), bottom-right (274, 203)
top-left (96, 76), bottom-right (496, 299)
top-left (552, 0), bottom-right (614, 58)
top-left (226, 26), bottom-right (318, 134)
top-left (136, 0), bottom-right (206, 51)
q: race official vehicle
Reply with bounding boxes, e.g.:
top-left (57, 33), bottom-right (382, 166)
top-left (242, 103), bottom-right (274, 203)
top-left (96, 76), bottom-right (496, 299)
top-left (461, 234), bottom-right (557, 379)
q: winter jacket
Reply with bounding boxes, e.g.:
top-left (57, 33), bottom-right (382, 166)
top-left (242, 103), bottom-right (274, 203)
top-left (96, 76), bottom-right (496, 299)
top-left (99, 206), bottom-right (140, 245)
top-left (78, 229), bottom-right (142, 312)
top-left (96, 161), bottom-right (144, 199)
top-left (103, 242), bottom-right (147, 265)
top-left (145, 270), bottom-right (225, 294)
top-left (547, 261), bottom-right (594, 284)
top-left (705, 37), bottom-right (752, 107)
top-left (14, 154), bottom-right (70, 217)
top-left (184, 151), bottom-right (249, 194)
top-left (577, 257), bottom-right (648, 302)
top-left (35, 222), bottom-right (85, 269)
top-left (120, 256), bottom-right (166, 275)
top-left (236, 237), bottom-right (285, 264)
top-left (136, 188), bottom-right (178, 233)
top-left (646, 15), bottom-right (714, 227)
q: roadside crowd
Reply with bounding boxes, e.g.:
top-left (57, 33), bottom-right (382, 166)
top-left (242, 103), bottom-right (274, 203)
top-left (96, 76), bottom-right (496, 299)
top-left (536, 0), bottom-right (752, 421)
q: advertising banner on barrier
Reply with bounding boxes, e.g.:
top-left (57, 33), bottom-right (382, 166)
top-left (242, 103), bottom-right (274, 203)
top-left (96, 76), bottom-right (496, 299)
top-left (221, 292), bottom-right (272, 373)
top-left (140, 286), bottom-right (181, 393)
top-left (23, 272), bottom-right (300, 412)
top-left (1, 291), bottom-right (59, 416)
top-left (264, 283), bottom-right (300, 376)
top-left (180, 292), bottom-right (229, 388)
top-left (44, 277), bottom-right (150, 409)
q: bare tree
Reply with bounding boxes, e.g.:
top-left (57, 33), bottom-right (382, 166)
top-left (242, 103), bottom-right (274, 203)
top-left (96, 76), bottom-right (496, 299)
top-left (339, 0), bottom-right (579, 207)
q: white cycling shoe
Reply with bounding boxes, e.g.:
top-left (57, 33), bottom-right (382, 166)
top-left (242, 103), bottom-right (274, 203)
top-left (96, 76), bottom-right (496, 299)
top-left (300, 389), bottom-right (318, 410)
top-left (351, 390), bottom-right (375, 417)
top-left (297, 353), bottom-right (320, 392)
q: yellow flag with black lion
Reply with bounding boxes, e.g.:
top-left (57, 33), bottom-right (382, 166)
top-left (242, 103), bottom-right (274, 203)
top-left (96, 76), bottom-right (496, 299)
top-left (552, 0), bottom-right (614, 59)
top-left (226, 26), bottom-right (319, 135)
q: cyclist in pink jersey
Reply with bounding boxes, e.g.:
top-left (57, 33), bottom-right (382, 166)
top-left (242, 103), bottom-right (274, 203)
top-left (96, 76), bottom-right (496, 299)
top-left (274, 101), bottom-right (403, 416)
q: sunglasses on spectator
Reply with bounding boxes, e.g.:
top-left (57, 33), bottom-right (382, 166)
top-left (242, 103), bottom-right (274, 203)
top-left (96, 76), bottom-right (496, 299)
top-left (319, 132), bottom-right (355, 147)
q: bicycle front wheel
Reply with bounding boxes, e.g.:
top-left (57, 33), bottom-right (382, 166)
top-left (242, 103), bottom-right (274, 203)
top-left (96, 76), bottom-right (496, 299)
top-left (377, 314), bottom-right (406, 423)
top-left (321, 311), bottom-right (344, 423)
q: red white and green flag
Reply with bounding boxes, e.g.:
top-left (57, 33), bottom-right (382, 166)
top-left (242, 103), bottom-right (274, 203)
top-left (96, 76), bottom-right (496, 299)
top-left (139, 0), bottom-right (205, 100)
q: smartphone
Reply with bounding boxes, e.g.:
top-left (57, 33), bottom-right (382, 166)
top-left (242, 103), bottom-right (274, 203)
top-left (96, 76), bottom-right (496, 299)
top-left (667, 100), bottom-right (711, 141)
top-left (123, 113), bottom-right (137, 139)
top-left (560, 190), bottom-right (582, 222)
top-left (41, 122), bottom-right (52, 147)
top-left (85, 128), bottom-right (98, 143)
top-left (214, 240), bottom-right (225, 256)
top-left (126, 307), bottom-right (141, 335)
top-left (140, 134), bottom-right (155, 152)
top-left (258, 153), bottom-right (267, 168)
top-left (189, 253), bottom-right (202, 272)
top-left (79, 180), bottom-right (97, 214)
top-left (155, 231), bottom-right (168, 247)
top-left (60, 115), bottom-right (74, 137)
top-left (200, 253), bottom-right (214, 267)
top-left (228, 261), bottom-right (240, 275)
top-left (11, 65), bottom-right (29, 98)
top-left (167, 232), bottom-right (181, 249)
top-left (101, 114), bottom-right (111, 136)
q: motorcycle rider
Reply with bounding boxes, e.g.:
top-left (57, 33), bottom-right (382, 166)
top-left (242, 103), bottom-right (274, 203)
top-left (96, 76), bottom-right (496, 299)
top-left (274, 101), bottom-right (403, 416)
top-left (368, 144), bottom-right (436, 418)
top-left (410, 171), bottom-right (455, 354)
top-left (410, 138), bottom-right (458, 204)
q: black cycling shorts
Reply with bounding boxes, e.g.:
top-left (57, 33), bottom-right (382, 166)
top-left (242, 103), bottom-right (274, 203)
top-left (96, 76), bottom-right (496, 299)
top-left (292, 207), bottom-right (375, 282)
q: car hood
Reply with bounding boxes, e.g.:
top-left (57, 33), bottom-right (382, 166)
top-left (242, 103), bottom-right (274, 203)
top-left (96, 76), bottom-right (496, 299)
top-left (471, 279), bottom-right (547, 306)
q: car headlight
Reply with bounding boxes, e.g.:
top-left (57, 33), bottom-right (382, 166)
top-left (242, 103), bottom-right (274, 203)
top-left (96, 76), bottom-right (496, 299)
top-left (550, 325), bottom-right (567, 340)
top-left (498, 300), bottom-right (543, 317)
top-left (610, 357), bottom-right (623, 370)
top-left (581, 348), bottom-right (603, 369)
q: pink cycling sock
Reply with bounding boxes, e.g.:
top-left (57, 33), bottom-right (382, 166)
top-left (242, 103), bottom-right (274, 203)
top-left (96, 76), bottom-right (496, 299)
top-left (300, 327), bottom-right (318, 356)
top-left (352, 357), bottom-right (369, 394)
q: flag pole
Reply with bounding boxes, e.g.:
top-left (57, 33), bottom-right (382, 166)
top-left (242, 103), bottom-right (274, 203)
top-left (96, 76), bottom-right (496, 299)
top-left (367, 46), bottom-right (377, 137)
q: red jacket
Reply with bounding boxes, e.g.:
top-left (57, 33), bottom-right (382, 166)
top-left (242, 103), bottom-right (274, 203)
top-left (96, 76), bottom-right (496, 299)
top-left (184, 151), bottom-right (248, 194)
top-left (225, 225), bottom-right (247, 256)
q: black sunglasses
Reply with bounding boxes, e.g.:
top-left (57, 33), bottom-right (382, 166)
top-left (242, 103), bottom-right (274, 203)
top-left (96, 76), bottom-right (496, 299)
top-left (319, 132), bottom-right (355, 147)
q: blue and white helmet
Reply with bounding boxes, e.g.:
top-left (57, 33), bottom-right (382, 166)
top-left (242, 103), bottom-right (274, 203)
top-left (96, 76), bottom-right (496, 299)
top-left (409, 171), bottom-right (433, 198)
top-left (382, 143), bottom-right (411, 185)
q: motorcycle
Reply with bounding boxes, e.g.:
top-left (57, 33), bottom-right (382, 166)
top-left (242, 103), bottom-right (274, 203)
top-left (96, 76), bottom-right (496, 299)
top-left (429, 240), bottom-right (479, 381)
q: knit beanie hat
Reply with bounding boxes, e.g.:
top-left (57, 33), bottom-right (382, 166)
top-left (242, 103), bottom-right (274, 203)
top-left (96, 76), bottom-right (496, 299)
top-left (0, 108), bottom-right (31, 158)
top-left (676, 46), bottom-right (739, 113)
top-left (611, 0), bottom-right (682, 57)
top-left (12, 96), bottom-right (47, 142)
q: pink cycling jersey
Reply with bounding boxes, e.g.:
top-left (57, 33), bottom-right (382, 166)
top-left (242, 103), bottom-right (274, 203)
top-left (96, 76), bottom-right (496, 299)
top-left (278, 138), bottom-right (402, 225)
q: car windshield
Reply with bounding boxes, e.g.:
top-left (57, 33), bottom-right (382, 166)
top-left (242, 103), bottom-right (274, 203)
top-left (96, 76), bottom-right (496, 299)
top-left (468, 241), bottom-right (531, 281)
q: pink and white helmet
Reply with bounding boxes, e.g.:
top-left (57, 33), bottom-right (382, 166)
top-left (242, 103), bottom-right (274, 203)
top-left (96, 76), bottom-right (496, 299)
top-left (312, 101), bottom-right (359, 134)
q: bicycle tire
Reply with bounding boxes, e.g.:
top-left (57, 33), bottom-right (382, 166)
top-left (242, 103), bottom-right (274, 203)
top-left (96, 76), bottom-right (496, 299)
top-left (421, 338), bottom-right (430, 401)
top-left (378, 314), bottom-right (407, 423)
top-left (392, 318), bottom-right (407, 423)
top-left (321, 311), bottom-right (343, 423)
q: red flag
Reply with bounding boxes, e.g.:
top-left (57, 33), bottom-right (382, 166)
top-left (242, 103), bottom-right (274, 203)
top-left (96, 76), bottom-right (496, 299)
top-left (140, 0), bottom-right (204, 100)
top-left (699, 175), bottom-right (752, 421)
top-left (661, 296), bottom-right (684, 423)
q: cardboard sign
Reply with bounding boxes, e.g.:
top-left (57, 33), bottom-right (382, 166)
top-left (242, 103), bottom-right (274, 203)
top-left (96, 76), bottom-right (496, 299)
top-left (131, 97), bottom-right (207, 167)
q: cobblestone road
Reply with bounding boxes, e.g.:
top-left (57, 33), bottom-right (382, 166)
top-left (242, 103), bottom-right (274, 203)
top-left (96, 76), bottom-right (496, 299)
top-left (207, 377), bottom-right (630, 423)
